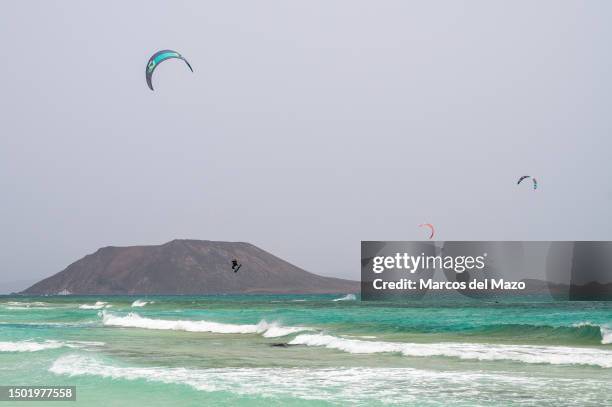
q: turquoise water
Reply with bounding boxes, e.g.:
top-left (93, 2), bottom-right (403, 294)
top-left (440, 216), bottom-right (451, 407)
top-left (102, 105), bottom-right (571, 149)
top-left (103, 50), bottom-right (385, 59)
top-left (0, 294), bottom-right (611, 406)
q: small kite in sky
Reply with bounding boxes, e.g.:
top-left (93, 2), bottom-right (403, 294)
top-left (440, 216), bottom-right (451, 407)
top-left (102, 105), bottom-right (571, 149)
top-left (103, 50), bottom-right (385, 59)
top-left (146, 50), bottom-right (193, 91)
top-left (419, 223), bottom-right (435, 240)
top-left (517, 175), bottom-right (538, 190)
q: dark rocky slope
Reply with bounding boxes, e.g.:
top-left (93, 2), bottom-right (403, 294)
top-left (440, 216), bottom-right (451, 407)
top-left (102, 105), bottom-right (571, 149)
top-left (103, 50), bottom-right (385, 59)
top-left (22, 240), bottom-right (358, 295)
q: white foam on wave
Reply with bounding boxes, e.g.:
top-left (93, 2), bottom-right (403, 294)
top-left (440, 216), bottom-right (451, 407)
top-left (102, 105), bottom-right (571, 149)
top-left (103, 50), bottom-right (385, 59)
top-left (4, 301), bottom-right (50, 307)
top-left (0, 321), bottom-right (99, 328)
top-left (79, 301), bottom-right (111, 310)
top-left (572, 321), bottom-right (597, 328)
top-left (2, 301), bottom-right (53, 310)
top-left (101, 312), bottom-right (311, 338)
top-left (131, 300), bottom-right (152, 307)
top-left (602, 326), bottom-right (612, 345)
top-left (0, 340), bottom-right (64, 352)
top-left (332, 294), bottom-right (356, 302)
top-left (572, 321), bottom-right (612, 345)
top-left (49, 354), bottom-right (610, 404)
top-left (68, 341), bottom-right (106, 347)
top-left (0, 340), bottom-right (104, 352)
top-left (344, 335), bottom-right (377, 339)
top-left (289, 334), bottom-right (612, 368)
top-left (261, 324), bottom-right (310, 338)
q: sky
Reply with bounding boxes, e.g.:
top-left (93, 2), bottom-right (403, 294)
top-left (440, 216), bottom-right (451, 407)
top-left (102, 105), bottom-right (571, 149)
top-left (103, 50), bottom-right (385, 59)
top-left (1, 1), bottom-right (611, 290)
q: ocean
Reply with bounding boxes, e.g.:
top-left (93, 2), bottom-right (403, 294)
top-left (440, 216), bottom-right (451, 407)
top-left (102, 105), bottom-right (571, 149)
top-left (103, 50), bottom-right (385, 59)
top-left (0, 294), bottom-right (610, 406)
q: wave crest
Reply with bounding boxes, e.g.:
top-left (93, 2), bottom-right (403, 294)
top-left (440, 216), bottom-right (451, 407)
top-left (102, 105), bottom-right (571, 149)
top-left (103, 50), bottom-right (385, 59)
top-left (0, 340), bottom-right (104, 352)
top-left (101, 312), bottom-right (310, 338)
top-left (131, 300), bottom-right (152, 307)
top-left (49, 354), bottom-right (611, 404)
top-left (79, 301), bottom-right (111, 310)
top-left (288, 334), bottom-right (612, 368)
top-left (332, 294), bottom-right (356, 302)
top-left (602, 326), bottom-right (612, 345)
top-left (474, 322), bottom-right (609, 345)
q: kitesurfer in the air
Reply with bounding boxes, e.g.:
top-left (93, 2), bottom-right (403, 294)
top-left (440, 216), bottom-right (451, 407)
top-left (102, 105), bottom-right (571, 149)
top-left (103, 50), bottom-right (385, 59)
top-left (231, 259), bottom-right (241, 273)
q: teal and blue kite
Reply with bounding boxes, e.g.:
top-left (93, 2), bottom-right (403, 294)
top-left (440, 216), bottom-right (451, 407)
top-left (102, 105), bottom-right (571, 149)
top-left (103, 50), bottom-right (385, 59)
top-left (146, 50), bottom-right (193, 91)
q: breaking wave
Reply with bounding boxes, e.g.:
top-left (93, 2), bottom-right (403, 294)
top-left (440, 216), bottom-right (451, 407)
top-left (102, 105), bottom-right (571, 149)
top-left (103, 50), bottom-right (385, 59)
top-left (0, 340), bottom-right (104, 352)
top-left (49, 354), bottom-right (610, 404)
top-left (570, 322), bottom-right (612, 345)
top-left (599, 326), bottom-right (612, 345)
top-left (101, 312), bottom-right (311, 338)
top-left (288, 334), bottom-right (612, 368)
top-left (131, 300), bottom-right (152, 307)
top-left (1, 301), bottom-right (54, 310)
top-left (79, 301), bottom-right (111, 310)
top-left (472, 322), bottom-right (612, 345)
top-left (601, 326), bottom-right (612, 345)
top-left (3, 301), bottom-right (50, 307)
top-left (332, 294), bottom-right (356, 302)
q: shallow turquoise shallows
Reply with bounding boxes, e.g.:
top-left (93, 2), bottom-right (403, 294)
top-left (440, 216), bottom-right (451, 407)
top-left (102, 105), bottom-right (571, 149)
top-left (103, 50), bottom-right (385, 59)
top-left (1, 294), bottom-right (611, 406)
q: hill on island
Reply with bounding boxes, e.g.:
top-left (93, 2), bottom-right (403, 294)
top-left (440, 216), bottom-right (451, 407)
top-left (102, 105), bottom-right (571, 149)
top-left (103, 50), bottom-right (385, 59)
top-left (22, 240), bottom-right (358, 295)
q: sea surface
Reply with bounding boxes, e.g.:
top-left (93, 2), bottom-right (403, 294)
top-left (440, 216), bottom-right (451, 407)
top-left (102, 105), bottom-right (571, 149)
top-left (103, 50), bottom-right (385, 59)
top-left (0, 294), bottom-right (611, 406)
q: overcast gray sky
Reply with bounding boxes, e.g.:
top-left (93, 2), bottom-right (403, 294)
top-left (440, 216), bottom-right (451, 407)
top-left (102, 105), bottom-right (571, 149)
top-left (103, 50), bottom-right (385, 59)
top-left (1, 1), bottom-right (611, 288)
